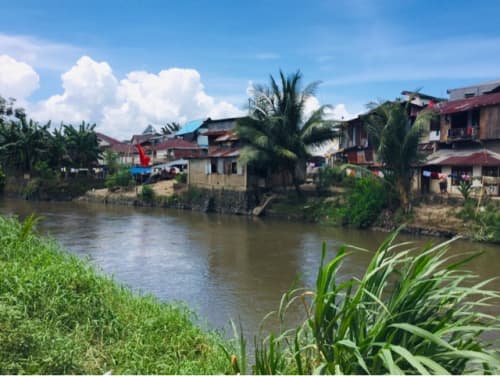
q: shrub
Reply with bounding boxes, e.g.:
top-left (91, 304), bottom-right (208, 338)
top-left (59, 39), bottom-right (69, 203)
top-left (234, 229), bottom-right (500, 375)
top-left (457, 181), bottom-right (472, 201)
top-left (105, 167), bottom-right (134, 191)
top-left (343, 177), bottom-right (387, 228)
top-left (140, 184), bottom-right (155, 203)
top-left (315, 166), bottom-right (343, 193)
top-left (175, 172), bottom-right (187, 184)
top-left (33, 161), bottom-right (55, 180)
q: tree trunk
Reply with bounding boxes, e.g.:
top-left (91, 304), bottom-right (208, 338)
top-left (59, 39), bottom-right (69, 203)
top-left (396, 179), bottom-right (411, 213)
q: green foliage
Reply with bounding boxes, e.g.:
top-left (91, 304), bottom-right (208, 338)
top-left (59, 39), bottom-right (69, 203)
top-left (0, 215), bottom-right (230, 374)
top-left (364, 99), bottom-right (434, 211)
top-left (457, 181), bottom-right (472, 201)
top-left (175, 172), bottom-right (187, 184)
top-left (237, 71), bottom-right (338, 191)
top-left (140, 185), bottom-right (155, 203)
top-left (342, 177), bottom-right (388, 228)
top-left (103, 149), bottom-right (120, 175)
top-left (241, 230), bottom-right (500, 374)
top-left (459, 203), bottom-right (500, 243)
top-left (0, 101), bottom-right (101, 174)
top-left (315, 166), bottom-right (343, 192)
top-left (0, 167), bottom-right (5, 193)
top-left (105, 167), bottom-right (134, 191)
top-left (33, 160), bottom-right (55, 179)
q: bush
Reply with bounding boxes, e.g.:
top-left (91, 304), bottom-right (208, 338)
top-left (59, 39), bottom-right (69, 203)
top-left (140, 184), bottom-right (155, 203)
top-left (105, 167), bottom-right (134, 191)
top-left (233, 229), bottom-right (500, 375)
top-left (175, 172), bottom-right (187, 184)
top-left (315, 166), bottom-right (343, 193)
top-left (33, 161), bottom-right (55, 180)
top-left (343, 177), bottom-right (387, 228)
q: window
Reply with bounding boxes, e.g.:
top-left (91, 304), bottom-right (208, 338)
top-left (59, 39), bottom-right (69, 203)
top-left (231, 161), bottom-right (237, 174)
top-left (482, 166), bottom-right (499, 177)
top-left (211, 160), bottom-right (217, 174)
top-left (451, 166), bottom-right (472, 186)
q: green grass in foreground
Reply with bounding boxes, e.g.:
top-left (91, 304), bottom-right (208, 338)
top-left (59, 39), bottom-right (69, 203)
top-left (0, 215), bottom-right (230, 374)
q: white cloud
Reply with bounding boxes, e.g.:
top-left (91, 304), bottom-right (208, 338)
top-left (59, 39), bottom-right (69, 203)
top-left (0, 33), bottom-right (82, 71)
top-left (30, 56), bottom-right (244, 138)
top-left (0, 54), bottom-right (40, 100)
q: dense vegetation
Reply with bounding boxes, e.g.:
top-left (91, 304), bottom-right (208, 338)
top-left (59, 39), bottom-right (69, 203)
top-left (0, 96), bottom-right (100, 176)
top-left (229, 230), bottom-right (500, 374)
top-left (0, 215), bottom-right (230, 374)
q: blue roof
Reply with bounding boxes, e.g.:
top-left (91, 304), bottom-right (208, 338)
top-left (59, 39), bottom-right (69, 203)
top-left (176, 119), bottom-right (204, 136)
top-left (130, 167), bottom-right (151, 175)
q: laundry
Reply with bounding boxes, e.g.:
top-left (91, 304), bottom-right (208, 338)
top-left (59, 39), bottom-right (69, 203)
top-left (422, 170), bottom-right (431, 177)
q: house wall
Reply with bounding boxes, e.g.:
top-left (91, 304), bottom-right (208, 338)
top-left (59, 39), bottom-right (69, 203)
top-left (440, 117), bottom-right (450, 142)
top-left (480, 106), bottom-right (500, 140)
top-left (188, 159), bottom-right (247, 191)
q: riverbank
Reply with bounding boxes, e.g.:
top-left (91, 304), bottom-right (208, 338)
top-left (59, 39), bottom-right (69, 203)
top-left (0, 215), bottom-right (231, 374)
top-left (10, 175), bottom-right (497, 243)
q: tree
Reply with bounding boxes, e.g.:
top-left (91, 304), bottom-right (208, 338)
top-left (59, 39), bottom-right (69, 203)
top-left (160, 122), bottom-right (181, 135)
top-left (237, 70), bottom-right (338, 192)
top-left (363, 100), bottom-right (433, 212)
top-left (0, 117), bottom-right (51, 172)
top-left (63, 122), bottom-right (100, 169)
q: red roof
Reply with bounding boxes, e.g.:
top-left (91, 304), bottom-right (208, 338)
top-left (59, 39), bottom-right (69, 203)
top-left (215, 131), bottom-right (239, 142)
top-left (208, 147), bottom-right (240, 158)
top-left (437, 92), bottom-right (500, 114)
top-left (96, 132), bottom-right (122, 145)
top-left (153, 139), bottom-right (200, 151)
top-left (202, 130), bottom-right (228, 136)
top-left (439, 152), bottom-right (500, 166)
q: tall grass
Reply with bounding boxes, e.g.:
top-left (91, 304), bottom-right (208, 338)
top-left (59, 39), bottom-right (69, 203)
top-left (246, 229), bottom-right (500, 374)
top-left (0, 215), bottom-right (231, 374)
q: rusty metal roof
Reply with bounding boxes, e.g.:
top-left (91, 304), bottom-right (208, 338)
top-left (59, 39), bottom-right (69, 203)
top-left (437, 92), bottom-right (500, 114)
top-left (153, 139), bottom-right (200, 151)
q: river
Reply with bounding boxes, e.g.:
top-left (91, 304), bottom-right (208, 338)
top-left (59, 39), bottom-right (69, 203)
top-left (1, 198), bottom-right (499, 339)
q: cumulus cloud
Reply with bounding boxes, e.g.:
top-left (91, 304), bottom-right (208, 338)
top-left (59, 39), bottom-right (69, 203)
top-left (0, 54), bottom-right (40, 100)
top-left (29, 56), bottom-right (244, 138)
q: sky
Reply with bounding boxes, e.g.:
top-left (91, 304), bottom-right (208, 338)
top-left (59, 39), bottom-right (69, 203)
top-left (1, 0), bottom-right (500, 139)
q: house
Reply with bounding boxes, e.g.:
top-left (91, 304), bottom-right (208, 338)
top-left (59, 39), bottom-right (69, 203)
top-left (415, 80), bottom-right (500, 196)
top-left (186, 117), bottom-right (248, 191)
top-left (186, 116), bottom-right (297, 191)
top-left (334, 92), bottom-right (444, 167)
top-left (96, 132), bottom-right (134, 165)
top-left (152, 138), bottom-right (202, 163)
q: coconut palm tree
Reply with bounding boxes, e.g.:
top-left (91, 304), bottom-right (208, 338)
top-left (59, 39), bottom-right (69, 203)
top-left (237, 70), bottom-right (338, 192)
top-left (363, 100), bottom-right (433, 212)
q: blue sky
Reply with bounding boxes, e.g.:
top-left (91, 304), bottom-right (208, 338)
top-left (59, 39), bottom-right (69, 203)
top-left (1, 0), bottom-right (500, 137)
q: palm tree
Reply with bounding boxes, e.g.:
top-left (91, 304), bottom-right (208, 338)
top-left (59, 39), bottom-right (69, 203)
top-left (160, 122), bottom-right (181, 135)
top-left (237, 70), bottom-right (338, 192)
top-left (363, 100), bottom-right (433, 212)
top-left (63, 122), bottom-right (100, 169)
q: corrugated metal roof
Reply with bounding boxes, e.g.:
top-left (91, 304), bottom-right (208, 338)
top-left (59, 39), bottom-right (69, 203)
top-left (425, 148), bottom-right (500, 166)
top-left (437, 92), bottom-right (500, 114)
top-left (154, 139), bottom-right (200, 151)
top-left (176, 119), bottom-right (205, 136)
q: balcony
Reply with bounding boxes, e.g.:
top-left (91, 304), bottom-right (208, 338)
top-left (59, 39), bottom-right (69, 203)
top-left (447, 127), bottom-right (479, 141)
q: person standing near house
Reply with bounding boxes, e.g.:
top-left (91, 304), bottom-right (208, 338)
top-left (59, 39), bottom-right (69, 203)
top-left (439, 173), bottom-right (448, 194)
